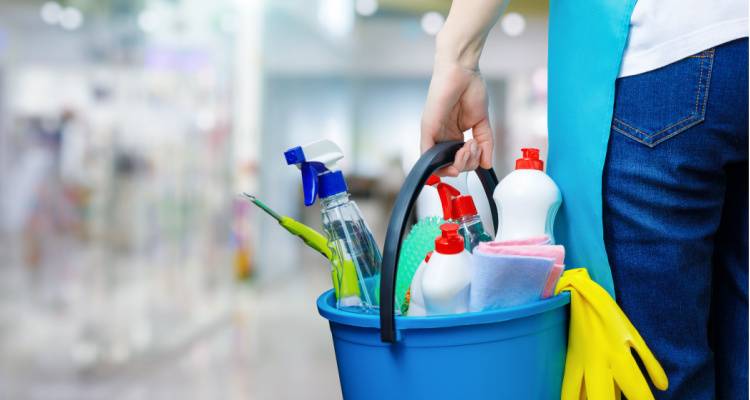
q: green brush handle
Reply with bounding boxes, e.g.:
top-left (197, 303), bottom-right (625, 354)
top-left (279, 216), bottom-right (359, 300)
top-left (332, 258), bottom-right (362, 300)
top-left (244, 194), bottom-right (355, 300)
top-left (279, 216), bottom-right (332, 259)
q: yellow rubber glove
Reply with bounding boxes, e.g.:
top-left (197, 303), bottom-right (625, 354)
top-left (556, 268), bottom-right (669, 400)
top-left (559, 288), bottom-right (596, 399)
top-left (561, 289), bottom-right (617, 400)
top-left (573, 270), bottom-right (668, 397)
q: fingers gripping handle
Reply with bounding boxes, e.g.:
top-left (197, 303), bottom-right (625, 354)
top-left (379, 141), bottom-right (499, 343)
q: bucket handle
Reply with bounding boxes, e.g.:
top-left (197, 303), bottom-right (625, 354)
top-left (379, 141), bottom-right (499, 343)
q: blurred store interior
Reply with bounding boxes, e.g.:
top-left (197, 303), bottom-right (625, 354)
top-left (0, 0), bottom-right (549, 398)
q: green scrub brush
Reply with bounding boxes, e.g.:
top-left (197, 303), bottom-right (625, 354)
top-left (395, 215), bottom-right (445, 314)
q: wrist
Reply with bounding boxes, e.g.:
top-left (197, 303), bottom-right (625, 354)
top-left (435, 26), bottom-right (485, 71)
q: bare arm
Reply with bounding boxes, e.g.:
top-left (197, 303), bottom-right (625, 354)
top-left (421, 0), bottom-right (506, 176)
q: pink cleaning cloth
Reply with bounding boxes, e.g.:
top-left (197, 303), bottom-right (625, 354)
top-left (542, 264), bottom-right (565, 298)
top-left (476, 243), bottom-right (565, 265)
top-left (492, 235), bottom-right (550, 246)
top-left (476, 241), bottom-right (566, 299)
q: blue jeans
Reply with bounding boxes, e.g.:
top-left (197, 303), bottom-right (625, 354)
top-left (604, 38), bottom-right (748, 399)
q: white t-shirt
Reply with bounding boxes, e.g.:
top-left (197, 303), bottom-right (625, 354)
top-left (619, 0), bottom-right (748, 77)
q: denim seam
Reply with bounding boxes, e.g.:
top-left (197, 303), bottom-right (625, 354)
top-left (698, 49), bottom-right (714, 124)
top-left (689, 48), bottom-right (715, 58)
top-left (639, 118), bottom-right (705, 148)
top-left (612, 125), bottom-right (654, 145)
top-left (614, 113), bottom-right (698, 138)
top-left (611, 49), bottom-right (713, 147)
top-left (613, 54), bottom-right (706, 137)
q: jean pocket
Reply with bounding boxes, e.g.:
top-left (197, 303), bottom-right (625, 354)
top-left (611, 48), bottom-right (714, 147)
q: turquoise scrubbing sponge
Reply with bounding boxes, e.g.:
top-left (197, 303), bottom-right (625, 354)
top-left (395, 216), bottom-right (444, 314)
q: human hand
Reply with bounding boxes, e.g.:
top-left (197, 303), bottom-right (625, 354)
top-left (421, 62), bottom-right (493, 177)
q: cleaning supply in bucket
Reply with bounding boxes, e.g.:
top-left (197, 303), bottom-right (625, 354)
top-left (469, 250), bottom-right (555, 311)
top-left (451, 195), bottom-right (492, 252)
top-left (476, 240), bottom-right (565, 298)
top-left (393, 176), bottom-right (460, 314)
top-left (543, 264), bottom-right (564, 299)
top-left (394, 216), bottom-right (442, 314)
top-left (427, 174), bottom-right (461, 221)
top-left (405, 252), bottom-right (432, 316)
top-left (285, 140), bottom-right (382, 312)
top-left (242, 192), bottom-right (331, 258)
top-left (494, 148), bottom-right (562, 242)
top-left (494, 235), bottom-right (551, 246)
top-left (477, 241), bottom-right (564, 263)
top-left (241, 193), bottom-right (360, 304)
top-left (419, 223), bottom-right (472, 316)
top-left (556, 268), bottom-right (668, 399)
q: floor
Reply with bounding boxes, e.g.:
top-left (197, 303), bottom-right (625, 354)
top-left (0, 237), bottom-right (343, 400)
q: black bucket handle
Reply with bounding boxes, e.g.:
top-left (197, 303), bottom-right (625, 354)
top-left (379, 141), bottom-right (499, 343)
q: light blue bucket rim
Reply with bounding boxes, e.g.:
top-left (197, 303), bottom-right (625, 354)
top-left (317, 290), bottom-right (571, 330)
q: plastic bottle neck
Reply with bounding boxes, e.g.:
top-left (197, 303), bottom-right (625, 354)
top-left (320, 192), bottom-right (350, 208)
top-left (457, 214), bottom-right (482, 225)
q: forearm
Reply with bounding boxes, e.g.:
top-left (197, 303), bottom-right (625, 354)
top-left (436, 0), bottom-right (507, 70)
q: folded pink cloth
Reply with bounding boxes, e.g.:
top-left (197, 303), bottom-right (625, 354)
top-left (476, 241), bottom-right (565, 299)
top-left (492, 236), bottom-right (550, 246)
top-left (542, 264), bottom-right (565, 298)
top-left (476, 243), bottom-right (565, 265)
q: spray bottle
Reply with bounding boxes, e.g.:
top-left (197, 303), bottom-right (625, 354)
top-left (426, 175), bottom-right (460, 221)
top-left (426, 175), bottom-right (490, 252)
top-left (285, 140), bottom-right (382, 312)
top-left (451, 195), bottom-right (492, 252)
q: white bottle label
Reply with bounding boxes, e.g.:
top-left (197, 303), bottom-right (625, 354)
top-left (421, 251), bottom-right (472, 316)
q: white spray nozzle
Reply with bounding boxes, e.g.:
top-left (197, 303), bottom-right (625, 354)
top-left (284, 139), bottom-right (347, 206)
top-left (285, 139), bottom-right (343, 170)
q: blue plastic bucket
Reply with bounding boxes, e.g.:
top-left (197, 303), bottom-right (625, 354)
top-left (318, 290), bottom-right (569, 399)
top-left (316, 142), bottom-right (570, 399)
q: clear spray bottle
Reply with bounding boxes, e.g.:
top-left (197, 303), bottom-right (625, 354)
top-left (285, 140), bottom-right (382, 312)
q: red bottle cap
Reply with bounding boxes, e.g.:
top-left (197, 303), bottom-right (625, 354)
top-left (515, 148), bottom-right (544, 171)
top-left (451, 195), bottom-right (478, 220)
top-left (435, 223), bottom-right (465, 255)
top-left (424, 251), bottom-right (433, 263)
top-left (426, 175), bottom-right (461, 220)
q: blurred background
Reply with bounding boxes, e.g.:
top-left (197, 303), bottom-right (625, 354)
top-left (0, 0), bottom-right (549, 398)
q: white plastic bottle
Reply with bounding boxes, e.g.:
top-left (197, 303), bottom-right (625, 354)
top-left (406, 253), bottom-right (431, 317)
top-left (421, 224), bottom-right (473, 316)
top-left (493, 148), bottom-right (562, 242)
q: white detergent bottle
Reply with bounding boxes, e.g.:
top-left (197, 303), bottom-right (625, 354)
top-left (406, 252), bottom-right (432, 317)
top-left (422, 224), bottom-right (472, 316)
top-left (494, 148), bottom-right (562, 242)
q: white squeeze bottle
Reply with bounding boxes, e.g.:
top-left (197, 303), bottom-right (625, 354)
top-left (494, 148), bottom-right (562, 242)
top-left (405, 252), bottom-right (432, 317)
top-left (422, 223), bottom-right (472, 316)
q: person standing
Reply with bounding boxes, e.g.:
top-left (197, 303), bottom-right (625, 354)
top-left (420, 1), bottom-right (748, 398)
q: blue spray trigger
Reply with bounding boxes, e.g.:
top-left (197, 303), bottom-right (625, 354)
top-left (301, 162), bottom-right (328, 206)
top-left (284, 146), bottom-right (305, 165)
top-left (285, 140), bottom-right (345, 206)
